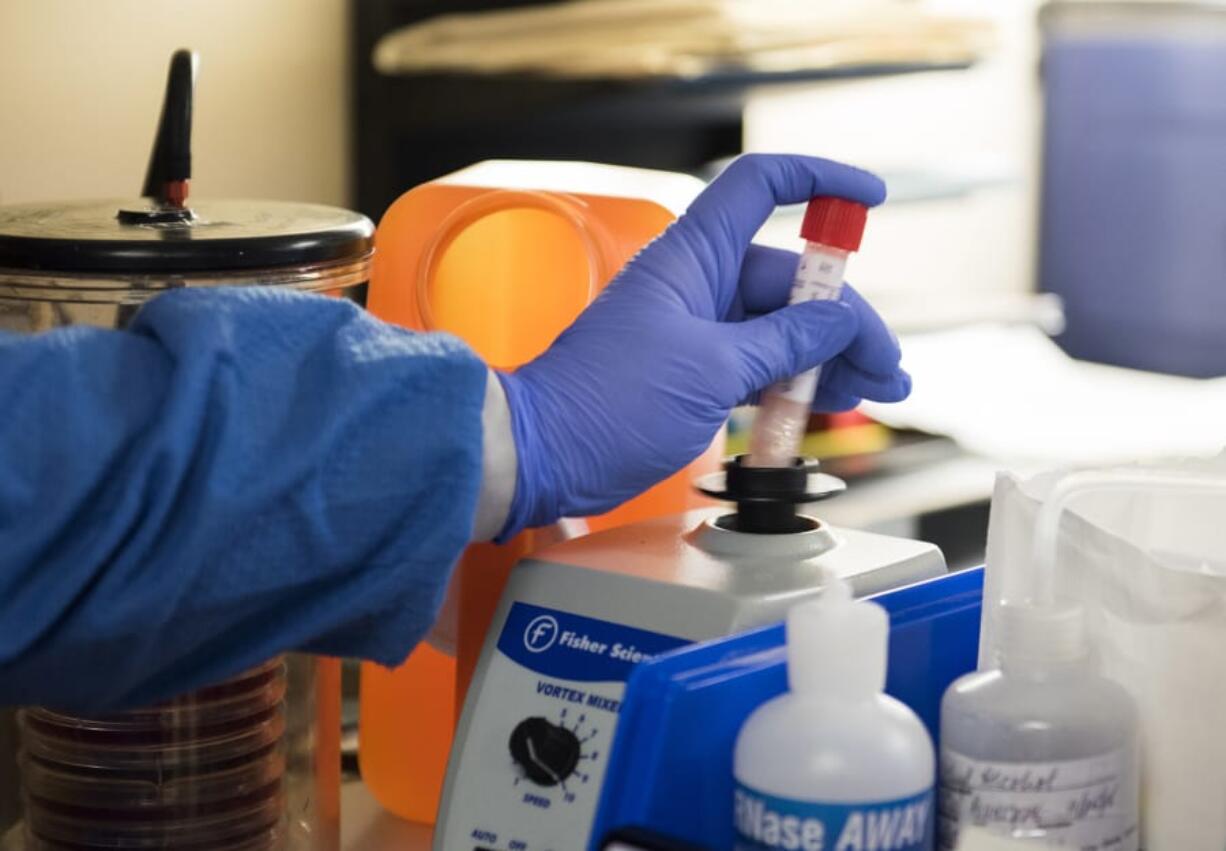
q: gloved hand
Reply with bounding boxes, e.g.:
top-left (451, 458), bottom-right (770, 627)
top-left (497, 154), bottom-right (910, 538)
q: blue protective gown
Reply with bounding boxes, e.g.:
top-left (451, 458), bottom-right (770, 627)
top-left (0, 287), bottom-right (487, 711)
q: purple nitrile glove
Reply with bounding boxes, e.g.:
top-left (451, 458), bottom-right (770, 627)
top-left (497, 154), bottom-right (910, 538)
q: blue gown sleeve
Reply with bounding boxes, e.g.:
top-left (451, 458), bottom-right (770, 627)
top-left (0, 287), bottom-right (488, 710)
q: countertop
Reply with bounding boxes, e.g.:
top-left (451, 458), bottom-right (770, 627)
top-left (341, 780), bottom-right (433, 851)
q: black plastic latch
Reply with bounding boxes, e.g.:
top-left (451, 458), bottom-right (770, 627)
top-left (695, 455), bottom-right (845, 534)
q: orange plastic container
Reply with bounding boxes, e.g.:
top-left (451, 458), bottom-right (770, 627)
top-left (360, 161), bottom-right (723, 824)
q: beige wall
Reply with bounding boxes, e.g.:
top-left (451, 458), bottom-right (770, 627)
top-left (0, 0), bottom-right (349, 207)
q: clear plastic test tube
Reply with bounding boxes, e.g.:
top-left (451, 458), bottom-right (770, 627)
top-left (746, 197), bottom-right (869, 468)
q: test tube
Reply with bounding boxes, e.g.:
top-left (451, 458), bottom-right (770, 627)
top-left (745, 197), bottom-right (869, 468)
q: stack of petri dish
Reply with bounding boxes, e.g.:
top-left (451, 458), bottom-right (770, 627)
top-left (18, 658), bottom-right (289, 850)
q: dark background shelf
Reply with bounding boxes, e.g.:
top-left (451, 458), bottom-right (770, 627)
top-left (351, 0), bottom-right (970, 219)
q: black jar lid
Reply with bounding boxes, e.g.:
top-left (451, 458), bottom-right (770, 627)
top-left (0, 199), bottom-right (374, 274)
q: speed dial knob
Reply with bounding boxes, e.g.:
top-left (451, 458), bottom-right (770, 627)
top-left (508, 717), bottom-right (581, 786)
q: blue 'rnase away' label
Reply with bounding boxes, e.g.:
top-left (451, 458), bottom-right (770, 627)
top-left (734, 783), bottom-right (933, 851)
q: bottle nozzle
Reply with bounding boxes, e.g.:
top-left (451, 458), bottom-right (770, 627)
top-left (998, 600), bottom-right (1088, 667)
top-left (787, 569), bottom-right (888, 698)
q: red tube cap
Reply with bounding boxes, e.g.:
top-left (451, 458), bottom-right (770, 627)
top-left (800, 197), bottom-right (869, 252)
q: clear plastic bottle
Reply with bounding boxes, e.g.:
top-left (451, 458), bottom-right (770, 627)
top-left (938, 602), bottom-right (1139, 851)
top-left (734, 574), bottom-right (935, 851)
top-left (746, 197), bottom-right (868, 468)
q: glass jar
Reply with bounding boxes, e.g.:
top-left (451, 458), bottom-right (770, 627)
top-left (0, 196), bottom-right (372, 851)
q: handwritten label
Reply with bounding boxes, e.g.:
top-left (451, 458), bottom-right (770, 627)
top-left (789, 255), bottom-right (844, 306)
top-left (938, 749), bottom-right (1137, 851)
top-left (778, 251), bottom-right (846, 403)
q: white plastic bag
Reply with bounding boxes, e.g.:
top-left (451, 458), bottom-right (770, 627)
top-left (980, 455), bottom-right (1226, 851)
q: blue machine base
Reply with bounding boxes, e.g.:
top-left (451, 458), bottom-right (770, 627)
top-left (591, 567), bottom-right (985, 851)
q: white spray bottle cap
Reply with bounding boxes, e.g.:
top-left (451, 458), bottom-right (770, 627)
top-left (787, 569), bottom-right (889, 698)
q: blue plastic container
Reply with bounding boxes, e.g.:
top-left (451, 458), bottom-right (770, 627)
top-left (1040, 1), bottom-right (1226, 377)
top-left (591, 567), bottom-right (985, 850)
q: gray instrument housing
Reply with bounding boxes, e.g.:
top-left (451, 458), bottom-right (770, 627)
top-left (434, 508), bottom-right (946, 850)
